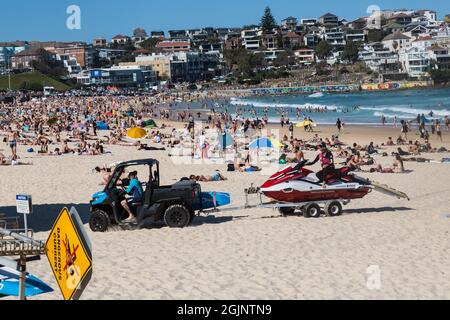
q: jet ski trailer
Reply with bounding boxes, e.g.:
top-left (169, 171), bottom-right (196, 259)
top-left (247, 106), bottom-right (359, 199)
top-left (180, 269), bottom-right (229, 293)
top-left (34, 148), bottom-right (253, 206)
top-left (199, 176), bottom-right (409, 219)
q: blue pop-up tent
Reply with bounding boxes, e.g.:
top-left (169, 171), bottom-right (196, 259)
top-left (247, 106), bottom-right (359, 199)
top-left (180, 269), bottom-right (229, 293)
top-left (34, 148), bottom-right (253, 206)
top-left (96, 121), bottom-right (109, 130)
top-left (248, 137), bottom-right (275, 149)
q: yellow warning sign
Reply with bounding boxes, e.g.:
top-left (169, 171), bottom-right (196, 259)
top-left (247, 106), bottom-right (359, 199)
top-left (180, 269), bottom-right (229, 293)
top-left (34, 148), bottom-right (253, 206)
top-left (46, 207), bottom-right (92, 300)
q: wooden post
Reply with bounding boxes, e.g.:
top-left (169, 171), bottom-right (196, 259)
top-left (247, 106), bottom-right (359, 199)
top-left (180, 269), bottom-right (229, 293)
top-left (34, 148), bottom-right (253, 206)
top-left (18, 254), bottom-right (27, 300)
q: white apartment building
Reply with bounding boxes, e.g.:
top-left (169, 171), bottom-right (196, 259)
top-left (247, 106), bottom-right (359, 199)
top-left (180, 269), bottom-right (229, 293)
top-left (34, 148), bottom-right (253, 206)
top-left (400, 46), bottom-right (431, 78)
top-left (241, 30), bottom-right (260, 51)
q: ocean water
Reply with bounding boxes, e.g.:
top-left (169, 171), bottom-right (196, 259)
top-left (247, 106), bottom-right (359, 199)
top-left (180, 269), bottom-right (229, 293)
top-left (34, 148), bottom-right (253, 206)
top-left (223, 87), bottom-right (450, 125)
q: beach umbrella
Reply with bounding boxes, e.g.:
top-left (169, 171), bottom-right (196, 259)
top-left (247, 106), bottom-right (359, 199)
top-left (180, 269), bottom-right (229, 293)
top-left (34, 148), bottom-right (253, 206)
top-left (127, 127), bottom-right (147, 139)
top-left (248, 137), bottom-right (275, 149)
top-left (218, 133), bottom-right (234, 149)
top-left (96, 121), bottom-right (109, 130)
top-left (0, 266), bottom-right (53, 298)
top-left (296, 120), bottom-right (317, 128)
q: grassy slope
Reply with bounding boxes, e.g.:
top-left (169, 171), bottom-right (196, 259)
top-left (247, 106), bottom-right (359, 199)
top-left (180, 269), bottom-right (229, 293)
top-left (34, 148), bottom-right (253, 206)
top-left (0, 71), bottom-right (70, 91)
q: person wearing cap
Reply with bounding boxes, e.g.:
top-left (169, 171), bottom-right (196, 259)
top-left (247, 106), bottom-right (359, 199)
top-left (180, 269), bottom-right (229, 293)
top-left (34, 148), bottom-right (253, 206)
top-left (306, 142), bottom-right (335, 187)
top-left (121, 170), bottom-right (144, 223)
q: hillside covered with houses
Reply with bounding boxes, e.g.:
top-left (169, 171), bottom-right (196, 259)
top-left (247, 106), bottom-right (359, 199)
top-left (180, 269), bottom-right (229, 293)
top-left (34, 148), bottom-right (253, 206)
top-left (0, 7), bottom-right (449, 89)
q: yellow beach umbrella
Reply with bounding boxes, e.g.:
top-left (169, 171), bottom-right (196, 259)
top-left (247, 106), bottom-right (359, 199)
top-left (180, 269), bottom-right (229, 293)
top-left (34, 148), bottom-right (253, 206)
top-left (127, 127), bottom-right (147, 139)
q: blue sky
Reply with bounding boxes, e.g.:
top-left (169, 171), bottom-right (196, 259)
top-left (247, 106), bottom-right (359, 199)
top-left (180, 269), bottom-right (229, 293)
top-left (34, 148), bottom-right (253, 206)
top-left (1, 0), bottom-right (448, 42)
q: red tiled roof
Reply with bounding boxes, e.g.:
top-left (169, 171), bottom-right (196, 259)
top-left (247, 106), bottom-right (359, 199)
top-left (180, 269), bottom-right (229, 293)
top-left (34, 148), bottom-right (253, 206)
top-left (413, 35), bottom-right (433, 42)
top-left (156, 41), bottom-right (190, 48)
top-left (283, 32), bottom-right (302, 39)
top-left (112, 35), bottom-right (129, 40)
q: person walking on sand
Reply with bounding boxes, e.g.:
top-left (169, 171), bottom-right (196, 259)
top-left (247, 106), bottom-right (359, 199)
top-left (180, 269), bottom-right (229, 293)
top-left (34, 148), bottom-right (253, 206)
top-left (336, 118), bottom-right (342, 133)
top-left (436, 123), bottom-right (443, 142)
top-left (7, 127), bottom-right (18, 160)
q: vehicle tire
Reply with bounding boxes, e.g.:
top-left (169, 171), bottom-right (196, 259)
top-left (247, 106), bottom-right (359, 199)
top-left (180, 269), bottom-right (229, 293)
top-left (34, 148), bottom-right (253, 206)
top-left (279, 207), bottom-right (296, 216)
top-left (89, 210), bottom-right (110, 232)
top-left (164, 205), bottom-right (190, 228)
top-left (303, 203), bottom-right (322, 219)
top-left (325, 201), bottom-right (343, 217)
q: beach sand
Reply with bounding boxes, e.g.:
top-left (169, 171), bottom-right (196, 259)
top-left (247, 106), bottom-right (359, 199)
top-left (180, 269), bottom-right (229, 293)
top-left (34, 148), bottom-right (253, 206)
top-left (1, 124), bottom-right (450, 300)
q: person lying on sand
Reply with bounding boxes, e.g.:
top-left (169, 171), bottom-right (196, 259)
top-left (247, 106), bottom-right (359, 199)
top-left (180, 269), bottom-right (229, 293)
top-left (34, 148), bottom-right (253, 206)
top-left (137, 141), bottom-right (166, 151)
top-left (366, 155), bottom-right (406, 173)
top-left (0, 158), bottom-right (33, 166)
top-left (189, 170), bottom-right (227, 182)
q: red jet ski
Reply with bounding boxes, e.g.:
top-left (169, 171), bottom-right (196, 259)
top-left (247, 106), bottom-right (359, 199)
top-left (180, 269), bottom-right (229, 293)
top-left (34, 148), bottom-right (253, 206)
top-left (260, 160), bottom-right (409, 203)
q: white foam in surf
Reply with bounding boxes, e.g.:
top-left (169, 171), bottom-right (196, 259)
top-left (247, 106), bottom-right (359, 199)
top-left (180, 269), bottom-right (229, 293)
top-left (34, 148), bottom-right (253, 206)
top-left (230, 98), bottom-right (340, 111)
top-left (361, 106), bottom-right (450, 117)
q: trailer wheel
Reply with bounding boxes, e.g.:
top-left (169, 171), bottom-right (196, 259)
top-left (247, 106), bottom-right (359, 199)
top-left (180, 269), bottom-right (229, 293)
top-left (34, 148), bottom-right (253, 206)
top-left (164, 205), bottom-right (190, 228)
top-left (325, 201), bottom-right (343, 217)
top-left (279, 207), bottom-right (296, 216)
top-left (303, 203), bottom-right (322, 218)
top-left (89, 210), bottom-right (110, 232)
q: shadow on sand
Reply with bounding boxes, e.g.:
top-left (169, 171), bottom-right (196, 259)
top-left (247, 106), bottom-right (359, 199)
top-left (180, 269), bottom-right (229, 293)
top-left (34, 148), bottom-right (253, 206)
top-left (344, 207), bottom-right (413, 215)
top-left (0, 203), bottom-right (90, 233)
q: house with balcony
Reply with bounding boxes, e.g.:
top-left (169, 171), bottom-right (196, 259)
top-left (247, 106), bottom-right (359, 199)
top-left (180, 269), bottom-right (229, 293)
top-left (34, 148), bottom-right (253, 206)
top-left (294, 48), bottom-right (315, 65)
top-left (168, 30), bottom-right (187, 39)
top-left (301, 19), bottom-right (317, 27)
top-left (93, 38), bottom-right (107, 48)
top-left (156, 40), bottom-right (191, 53)
top-left (325, 27), bottom-right (346, 50)
top-left (260, 32), bottom-right (278, 50)
top-left (111, 35), bottom-right (131, 45)
top-left (304, 27), bottom-right (321, 48)
top-left (428, 45), bottom-right (450, 71)
top-left (11, 48), bottom-right (54, 70)
top-left (388, 13), bottom-right (413, 26)
top-left (56, 54), bottom-right (82, 76)
top-left (150, 31), bottom-right (165, 39)
top-left (281, 17), bottom-right (298, 31)
top-left (345, 29), bottom-right (366, 43)
top-left (382, 32), bottom-right (411, 52)
top-left (282, 32), bottom-right (303, 49)
top-left (241, 30), bottom-right (260, 51)
top-left (319, 13), bottom-right (339, 27)
top-left (359, 43), bottom-right (402, 74)
top-left (400, 46), bottom-right (431, 78)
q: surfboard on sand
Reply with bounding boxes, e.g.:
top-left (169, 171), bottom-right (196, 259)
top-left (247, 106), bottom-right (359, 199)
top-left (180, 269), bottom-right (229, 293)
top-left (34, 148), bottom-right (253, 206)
top-left (0, 266), bottom-right (53, 298)
top-left (194, 192), bottom-right (231, 211)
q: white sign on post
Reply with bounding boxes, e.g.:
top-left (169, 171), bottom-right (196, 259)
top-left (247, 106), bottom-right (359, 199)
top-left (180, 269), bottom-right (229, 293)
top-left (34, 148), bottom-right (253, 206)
top-left (16, 195), bottom-right (32, 215)
top-left (16, 195), bottom-right (32, 234)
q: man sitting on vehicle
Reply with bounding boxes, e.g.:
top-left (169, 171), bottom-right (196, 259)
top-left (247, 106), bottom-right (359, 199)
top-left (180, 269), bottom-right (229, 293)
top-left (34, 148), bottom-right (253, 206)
top-left (121, 171), bottom-right (144, 223)
top-left (306, 143), bottom-right (335, 188)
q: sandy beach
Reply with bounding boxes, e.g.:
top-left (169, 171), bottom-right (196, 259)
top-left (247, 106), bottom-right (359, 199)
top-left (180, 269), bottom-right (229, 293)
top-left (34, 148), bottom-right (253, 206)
top-left (1, 123), bottom-right (449, 300)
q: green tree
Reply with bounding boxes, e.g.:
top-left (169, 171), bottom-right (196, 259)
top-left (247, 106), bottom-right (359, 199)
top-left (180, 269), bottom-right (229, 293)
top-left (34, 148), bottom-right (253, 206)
top-left (315, 40), bottom-right (332, 59)
top-left (430, 69), bottom-right (450, 84)
top-left (445, 15), bottom-right (450, 24)
top-left (273, 50), bottom-right (294, 68)
top-left (140, 38), bottom-right (162, 53)
top-left (342, 41), bottom-right (360, 64)
top-left (260, 6), bottom-right (277, 32)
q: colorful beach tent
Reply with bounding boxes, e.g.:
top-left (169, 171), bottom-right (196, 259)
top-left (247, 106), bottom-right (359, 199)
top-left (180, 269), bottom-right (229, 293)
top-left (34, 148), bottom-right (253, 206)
top-left (142, 120), bottom-right (157, 129)
top-left (0, 266), bottom-right (53, 298)
top-left (127, 127), bottom-right (147, 139)
top-left (249, 137), bottom-right (277, 149)
top-left (96, 121), bottom-right (109, 130)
